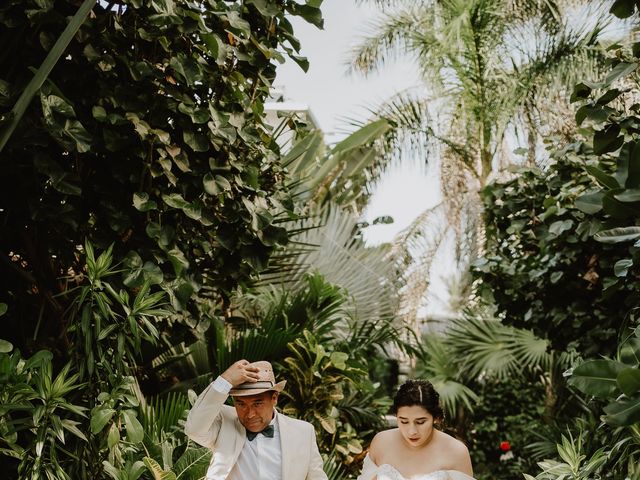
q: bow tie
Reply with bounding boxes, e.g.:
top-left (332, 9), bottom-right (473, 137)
top-left (246, 425), bottom-right (275, 441)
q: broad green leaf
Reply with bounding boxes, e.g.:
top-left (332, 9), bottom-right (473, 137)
top-left (225, 11), bottom-right (251, 36)
top-left (133, 192), bottom-right (157, 212)
top-left (330, 352), bottom-right (348, 370)
top-left (605, 61), bottom-right (637, 85)
top-left (0, 0), bottom-right (97, 152)
top-left (122, 409), bottom-right (144, 444)
top-left (167, 248), bottom-right (189, 275)
top-left (614, 258), bottom-right (633, 277)
top-left (63, 119), bottom-right (92, 153)
top-left (169, 54), bottom-right (202, 86)
top-left (585, 166), bottom-right (620, 190)
top-left (602, 192), bottom-right (639, 219)
top-left (594, 226), bottom-right (640, 243)
top-left (183, 131), bottom-right (209, 152)
top-left (0, 339), bottom-right (13, 353)
top-left (593, 124), bottom-right (623, 154)
top-left (286, 3), bottom-right (323, 28)
top-left (203, 173), bottom-right (231, 195)
top-left (575, 104), bottom-right (611, 126)
top-left (548, 219), bottom-right (573, 236)
top-left (550, 271), bottom-right (563, 283)
top-left (143, 457), bottom-right (176, 480)
top-left (575, 192), bottom-right (604, 214)
top-left (91, 407), bottom-right (116, 434)
top-left (247, 0), bottom-right (281, 16)
top-left (331, 119), bottom-right (389, 156)
top-left (617, 368), bottom-right (640, 396)
top-left (627, 140), bottom-right (640, 188)
top-left (614, 189), bottom-right (640, 202)
top-left (596, 88), bottom-right (622, 105)
top-left (603, 395), bottom-right (640, 426)
top-left (0, 303), bottom-right (6, 316)
top-left (570, 82), bottom-right (591, 103)
top-left (620, 337), bottom-right (640, 366)
top-left (162, 193), bottom-right (189, 209)
top-left (569, 359), bottom-right (627, 398)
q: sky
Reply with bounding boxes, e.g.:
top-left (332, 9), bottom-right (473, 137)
top-left (273, 0), bottom-right (440, 245)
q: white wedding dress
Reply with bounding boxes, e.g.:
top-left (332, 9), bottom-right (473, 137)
top-left (357, 454), bottom-right (476, 480)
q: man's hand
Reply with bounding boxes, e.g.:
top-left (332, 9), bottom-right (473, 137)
top-left (220, 359), bottom-right (260, 387)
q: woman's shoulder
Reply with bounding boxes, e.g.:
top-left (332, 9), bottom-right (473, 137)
top-left (433, 430), bottom-right (473, 475)
top-left (435, 430), bottom-right (469, 452)
top-left (369, 428), bottom-right (399, 460)
top-left (371, 428), bottom-right (399, 445)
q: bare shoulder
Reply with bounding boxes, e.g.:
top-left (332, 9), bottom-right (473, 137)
top-left (436, 431), bottom-right (473, 474)
top-left (368, 429), bottom-right (398, 463)
top-left (439, 430), bottom-right (469, 452)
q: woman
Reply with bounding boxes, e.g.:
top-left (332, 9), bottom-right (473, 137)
top-left (357, 379), bottom-right (474, 480)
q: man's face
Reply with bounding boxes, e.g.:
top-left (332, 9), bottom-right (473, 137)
top-left (233, 391), bottom-right (278, 432)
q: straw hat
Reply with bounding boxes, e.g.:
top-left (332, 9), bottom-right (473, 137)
top-left (229, 360), bottom-right (286, 397)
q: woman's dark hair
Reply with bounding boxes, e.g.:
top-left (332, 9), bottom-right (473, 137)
top-left (391, 379), bottom-right (444, 420)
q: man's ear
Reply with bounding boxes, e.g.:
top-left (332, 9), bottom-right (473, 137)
top-left (272, 391), bottom-right (279, 405)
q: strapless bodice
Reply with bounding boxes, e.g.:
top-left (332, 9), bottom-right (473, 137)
top-left (357, 454), bottom-right (476, 480)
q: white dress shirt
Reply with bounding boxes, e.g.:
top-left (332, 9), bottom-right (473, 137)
top-left (212, 376), bottom-right (283, 480)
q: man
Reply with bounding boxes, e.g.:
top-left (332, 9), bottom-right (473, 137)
top-left (185, 359), bottom-right (328, 480)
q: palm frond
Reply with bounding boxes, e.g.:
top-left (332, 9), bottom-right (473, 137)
top-left (140, 392), bottom-right (190, 444)
top-left (344, 90), bottom-right (433, 177)
top-left (348, 7), bottom-right (428, 77)
top-left (415, 334), bottom-right (479, 415)
top-left (445, 311), bottom-right (551, 380)
top-left (258, 204), bottom-right (401, 328)
top-left (389, 203), bottom-right (449, 327)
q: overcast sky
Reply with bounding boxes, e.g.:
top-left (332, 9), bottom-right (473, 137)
top-left (273, 0), bottom-right (440, 245)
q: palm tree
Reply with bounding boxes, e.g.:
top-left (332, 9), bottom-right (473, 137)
top-left (349, 0), bottom-right (623, 319)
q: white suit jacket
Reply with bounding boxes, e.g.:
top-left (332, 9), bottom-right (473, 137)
top-left (185, 384), bottom-right (327, 480)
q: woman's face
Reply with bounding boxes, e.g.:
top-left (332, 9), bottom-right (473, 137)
top-left (396, 405), bottom-right (436, 448)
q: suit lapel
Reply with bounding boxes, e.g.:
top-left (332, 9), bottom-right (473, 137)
top-left (233, 415), bottom-right (247, 462)
top-left (277, 412), bottom-right (291, 480)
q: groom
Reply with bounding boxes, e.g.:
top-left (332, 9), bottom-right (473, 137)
top-left (185, 359), bottom-right (328, 480)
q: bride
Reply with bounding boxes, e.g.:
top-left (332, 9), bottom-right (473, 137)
top-left (357, 379), bottom-right (474, 480)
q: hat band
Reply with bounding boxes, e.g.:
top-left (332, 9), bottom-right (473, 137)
top-left (233, 381), bottom-right (275, 390)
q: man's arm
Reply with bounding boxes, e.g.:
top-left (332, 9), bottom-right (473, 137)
top-left (184, 377), bottom-right (230, 448)
top-left (306, 424), bottom-right (328, 480)
top-left (184, 359), bottom-right (260, 448)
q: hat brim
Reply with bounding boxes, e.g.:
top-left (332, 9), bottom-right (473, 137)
top-left (229, 380), bottom-right (286, 397)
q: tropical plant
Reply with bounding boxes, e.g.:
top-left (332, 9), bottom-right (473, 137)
top-left (348, 0), bottom-right (625, 324)
top-left (474, 151), bottom-right (640, 356)
top-left (479, 21), bottom-right (640, 478)
top-left (0, 0), bottom-right (320, 367)
top-left (0, 346), bottom-right (86, 480)
top-left (524, 431), bottom-right (609, 480)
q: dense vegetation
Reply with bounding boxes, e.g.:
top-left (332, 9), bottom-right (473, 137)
top-left (2, 0), bottom-right (640, 479)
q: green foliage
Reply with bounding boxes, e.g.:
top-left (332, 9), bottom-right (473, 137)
top-left (0, 348), bottom-right (85, 480)
top-left (475, 154), bottom-right (634, 356)
top-left (569, 326), bottom-right (640, 427)
top-left (524, 430), bottom-right (613, 480)
top-left (468, 376), bottom-right (547, 480)
top-left (216, 273), bottom-right (399, 472)
top-left (479, 34), bottom-right (640, 480)
top-left (0, 0), bottom-right (314, 360)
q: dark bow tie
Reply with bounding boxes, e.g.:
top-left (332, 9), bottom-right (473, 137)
top-left (246, 425), bottom-right (275, 441)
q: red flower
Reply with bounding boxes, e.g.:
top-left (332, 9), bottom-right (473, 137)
top-left (500, 441), bottom-right (511, 452)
